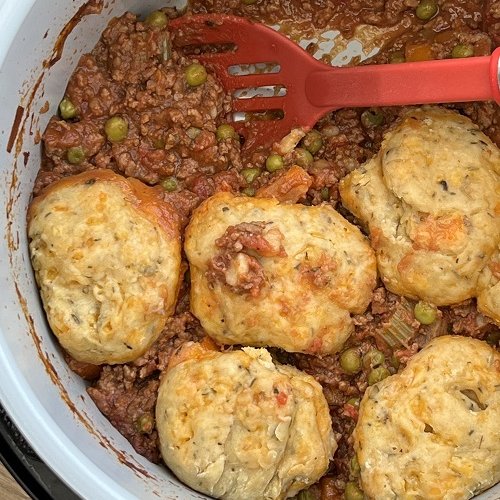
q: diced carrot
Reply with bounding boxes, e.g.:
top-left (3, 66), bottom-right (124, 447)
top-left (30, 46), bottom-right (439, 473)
top-left (275, 391), bottom-right (288, 406)
top-left (405, 42), bottom-right (433, 61)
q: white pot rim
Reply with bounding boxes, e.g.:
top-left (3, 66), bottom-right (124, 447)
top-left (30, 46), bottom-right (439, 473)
top-left (0, 0), bottom-right (33, 68)
top-left (0, 3), bottom-right (498, 500)
top-left (0, 337), bottom-right (134, 500)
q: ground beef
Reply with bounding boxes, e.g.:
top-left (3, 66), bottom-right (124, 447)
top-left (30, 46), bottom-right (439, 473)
top-left (62, 351), bottom-right (102, 381)
top-left (43, 117), bottom-right (105, 159)
top-left (34, 12), bottom-right (241, 196)
top-left (215, 222), bottom-right (286, 257)
top-left (205, 222), bottom-right (287, 296)
top-left (65, 54), bottom-right (125, 119)
top-left (284, 286), bottom-right (499, 489)
top-left (87, 367), bottom-right (161, 463)
top-left (484, 0), bottom-right (500, 46)
top-left (35, 3), bottom-right (500, 499)
top-left (86, 311), bottom-right (205, 462)
top-left (132, 311), bottom-right (205, 376)
top-left (446, 300), bottom-right (499, 338)
top-left (190, 0), bottom-right (412, 39)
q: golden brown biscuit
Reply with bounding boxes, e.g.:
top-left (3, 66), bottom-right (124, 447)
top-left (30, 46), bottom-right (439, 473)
top-left (353, 335), bottom-right (500, 500)
top-left (340, 107), bottom-right (500, 318)
top-left (184, 192), bottom-right (376, 355)
top-left (28, 169), bottom-right (182, 364)
top-left (156, 342), bottom-right (336, 499)
top-left (477, 245), bottom-right (500, 322)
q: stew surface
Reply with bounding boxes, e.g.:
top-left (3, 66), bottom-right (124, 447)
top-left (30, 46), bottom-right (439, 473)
top-left (33, 1), bottom-right (499, 498)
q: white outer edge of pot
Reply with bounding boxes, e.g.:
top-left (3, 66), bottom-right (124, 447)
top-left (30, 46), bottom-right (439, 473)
top-left (0, 2), bottom-right (498, 500)
top-left (0, 2), bottom-right (207, 498)
top-left (0, 9), bottom-right (146, 500)
top-left (0, 0), bottom-right (33, 68)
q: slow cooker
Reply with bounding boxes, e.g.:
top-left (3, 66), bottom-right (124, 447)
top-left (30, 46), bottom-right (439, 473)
top-left (0, 1), bottom-right (498, 499)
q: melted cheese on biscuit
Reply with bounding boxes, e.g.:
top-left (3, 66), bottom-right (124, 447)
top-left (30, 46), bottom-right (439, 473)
top-left (156, 343), bottom-right (336, 499)
top-left (354, 336), bottom-right (500, 500)
top-left (185, 192), bottom-right (376, 355)
top-left (28, 170), bottom-right (181, 364)
top-left (340, 107), bottom-right (500, 322)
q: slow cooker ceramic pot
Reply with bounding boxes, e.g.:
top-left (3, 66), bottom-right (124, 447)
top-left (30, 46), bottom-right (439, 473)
top-left (0, 1), bottom-right (498, 499)
top-left (0, 1), bottom-right (206, 498)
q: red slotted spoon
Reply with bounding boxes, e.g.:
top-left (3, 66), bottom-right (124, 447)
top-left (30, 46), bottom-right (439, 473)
top-left (170, 14), bottom-right (500, 151)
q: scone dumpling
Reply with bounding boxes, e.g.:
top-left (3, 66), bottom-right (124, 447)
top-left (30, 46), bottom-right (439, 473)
top-left (156, 342), bottom-right (336, 499)
top-left (339, 107), bottom-right (500, 318)
top-left (477, 245), bottom-right (500, 323)
top-left (28, 169), bottom-right (182, 364)
top-left (353, 335), bottom-right (500, 500)
top-left (184, 192), bottom-right (376, 355)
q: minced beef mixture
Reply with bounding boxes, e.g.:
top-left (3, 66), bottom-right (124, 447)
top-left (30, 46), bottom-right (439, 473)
top-left (35, 1), bottom-right (500, 498)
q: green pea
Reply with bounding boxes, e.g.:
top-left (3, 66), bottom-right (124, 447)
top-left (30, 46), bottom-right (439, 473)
top-left (451, 43), bottom-right (474, 58)
top-left (242, 187), bottom-right (256, 197)
top-left (145, 10), bottom-right (168, 28)
top-left (296, 489), bottom-right (314, 500)
top-left (320, 186), bottom-right (330, 200)
top-left (302, 130), bottom-right (323, 155)
top-left (344, 482), bottom-right (364, 500)
top-left (266, 154), bottom-right (284, 172)
top-left (347, 397), bottom-right (360, 407)
top-left (415, 0), bottom-right (438, 21)
top-left (104, 116), bottom-right (128, 143)
top-left (363, 349), bottom-right (385, 369)
top-left (294, 148), bottom-right (314, 168)
top-left (135, 414), bottom-right (154, 434)
top-left (185, 63), bottom-right (208, 87)
top-left (59, 98), bottom-right (77, 120)
top-left (152, 137), bottom-right (165, 149)
top-left (389, 354), bottom-right (401, 370)
top-left (389, 51), bottom-right (406, 64)
top-left (241, 167), bottom-right (261, 184)
top-left (414, 301), bottom-right (437, 325)
top-left (368, 366), bottom-right (390, 386)
top-left (160, 177), bottom-right (178, 192)
top-left (349, 456), bottom-right (361, 478)
top-left (216, 124), bottom-right (237, 140)
top-left (361, 109), bottom-right (384, 128)
top-left (340, 348), bottom-right (362, 375)
top-left (66, 146), bottom-right (85, 165)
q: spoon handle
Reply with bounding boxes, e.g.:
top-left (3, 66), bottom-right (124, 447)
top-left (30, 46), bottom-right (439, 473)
top-left (306, 47), bottom-right (500, 110)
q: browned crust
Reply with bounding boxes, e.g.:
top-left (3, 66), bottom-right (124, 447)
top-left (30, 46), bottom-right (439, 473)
top-left (28, 169), bottom-right (180, 239)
